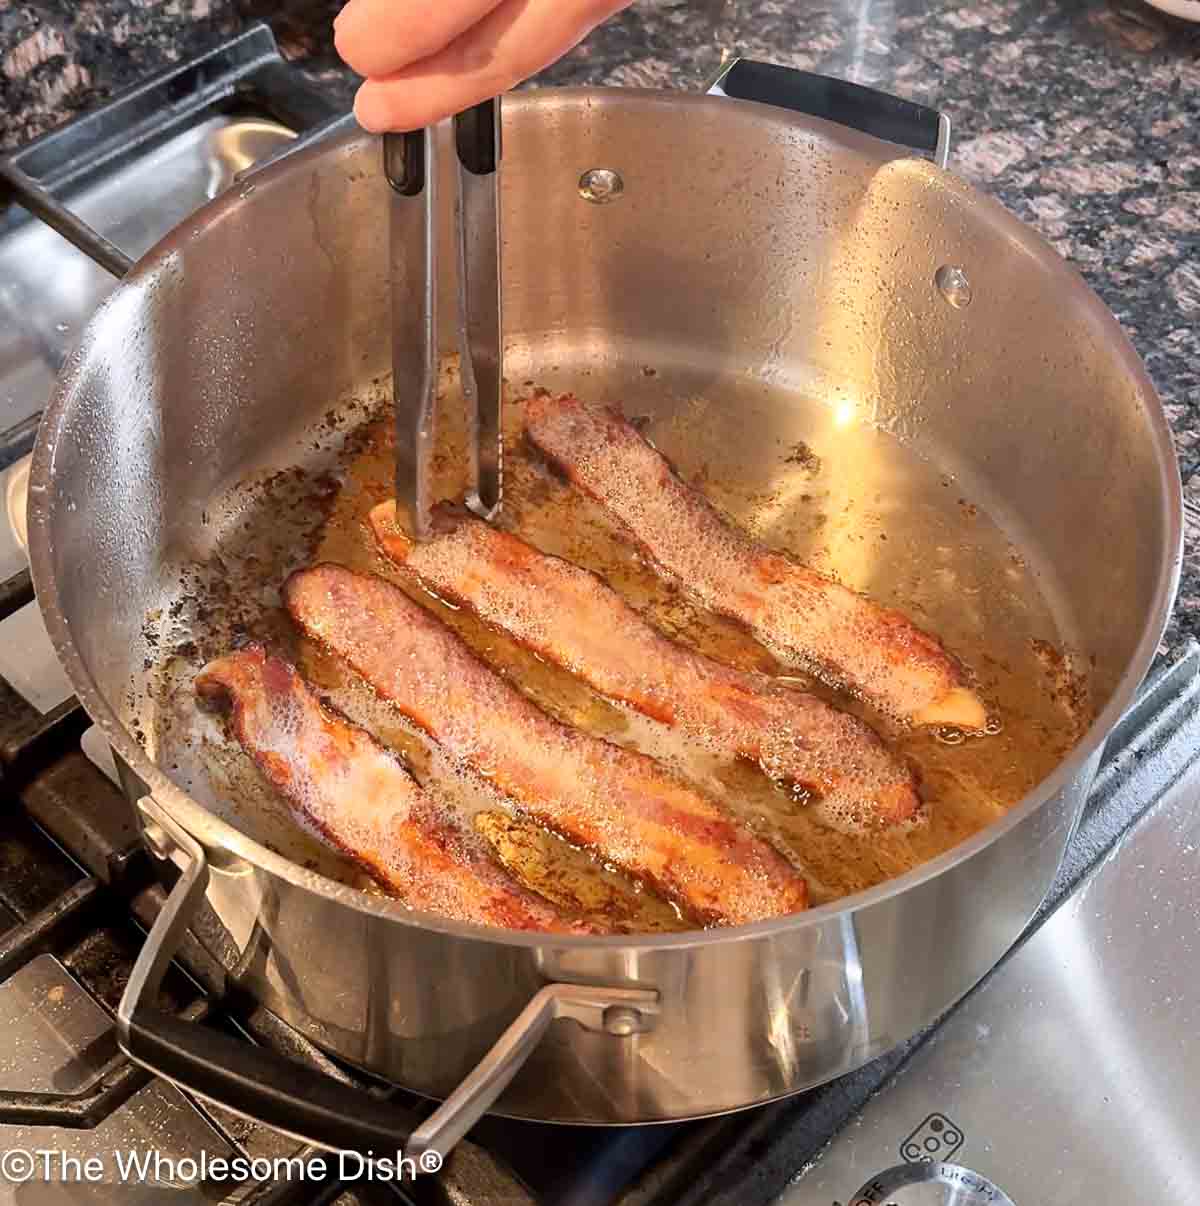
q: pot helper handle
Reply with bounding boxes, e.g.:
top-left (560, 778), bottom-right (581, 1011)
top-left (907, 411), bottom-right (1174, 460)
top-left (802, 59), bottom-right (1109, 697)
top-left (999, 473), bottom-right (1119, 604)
top-left (117, 796), bottom-right (658, 1164)
top-left (707, 59), bottom-right (951, 167)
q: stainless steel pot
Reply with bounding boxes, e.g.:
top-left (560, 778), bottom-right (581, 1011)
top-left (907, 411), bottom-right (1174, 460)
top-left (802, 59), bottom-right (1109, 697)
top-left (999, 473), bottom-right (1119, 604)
top-left (26, 62), bottom-right (1181, 1156)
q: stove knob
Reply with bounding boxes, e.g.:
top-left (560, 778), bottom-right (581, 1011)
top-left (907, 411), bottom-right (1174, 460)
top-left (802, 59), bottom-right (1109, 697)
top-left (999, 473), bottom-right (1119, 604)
top-left (846, 1161), bottom-right (1016, 1205)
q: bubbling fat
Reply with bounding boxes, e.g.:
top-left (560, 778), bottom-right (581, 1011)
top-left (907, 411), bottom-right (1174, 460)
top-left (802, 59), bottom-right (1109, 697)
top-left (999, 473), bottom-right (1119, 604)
top-left (369, 503), bottom-right (921, 827)
top-left (193, 646), bottom-right (586, 932)
top-left (160, 372), bottom-right (1090, 927)
top-left (284, 563), bottom-right (811, 927)
top-left (523, 393), bottom-right (987, 732)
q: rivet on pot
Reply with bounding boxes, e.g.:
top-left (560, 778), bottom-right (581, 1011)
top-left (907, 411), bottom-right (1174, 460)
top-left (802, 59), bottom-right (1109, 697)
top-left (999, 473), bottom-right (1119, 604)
top-left (603, 1005), bottom-right (642, 1036)
top-left (579, 168), bottom-right (625, 204)
top-left (935, 264), bottom-right (973, 309)
top-left (141, 820), bottom-right (172, 860)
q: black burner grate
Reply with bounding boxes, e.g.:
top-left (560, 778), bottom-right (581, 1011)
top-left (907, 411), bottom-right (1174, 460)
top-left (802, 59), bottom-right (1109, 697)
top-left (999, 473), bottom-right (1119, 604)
top-left (0, 576), bottom-right (436, 1204)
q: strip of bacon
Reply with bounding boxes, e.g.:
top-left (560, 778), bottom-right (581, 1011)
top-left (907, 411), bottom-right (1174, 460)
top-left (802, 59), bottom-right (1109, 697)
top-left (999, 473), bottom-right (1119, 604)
top-left (370, 501), bottom-right (920, 825)
top-left (195, 646), bottom-right (584, 933)
top-left (524, 393), bottom-right (987, 730)
top-left (284, 566), bottom-right (809, 925)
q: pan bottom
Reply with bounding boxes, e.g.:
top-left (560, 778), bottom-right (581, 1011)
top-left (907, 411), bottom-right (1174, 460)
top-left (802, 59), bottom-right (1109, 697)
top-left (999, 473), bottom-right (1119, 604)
top-left (136, 349), bottom-right (1090, 929)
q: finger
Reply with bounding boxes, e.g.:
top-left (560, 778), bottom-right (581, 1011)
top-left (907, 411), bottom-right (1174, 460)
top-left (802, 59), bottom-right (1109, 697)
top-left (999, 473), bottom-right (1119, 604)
top-left (334, 0), bottom-right (507, 79)
top-left (353, 0), bottom-right (632, 133)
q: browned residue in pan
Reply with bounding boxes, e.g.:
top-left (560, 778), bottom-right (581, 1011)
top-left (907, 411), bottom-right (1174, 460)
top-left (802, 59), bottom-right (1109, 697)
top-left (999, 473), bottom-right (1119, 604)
top-left (143, 368), bottom-right (1092, 926)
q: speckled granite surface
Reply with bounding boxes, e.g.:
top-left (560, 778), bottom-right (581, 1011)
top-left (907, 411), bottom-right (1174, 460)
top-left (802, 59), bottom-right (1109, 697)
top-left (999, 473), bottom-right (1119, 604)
top-left (2, 0), bottom-right (1198, 644)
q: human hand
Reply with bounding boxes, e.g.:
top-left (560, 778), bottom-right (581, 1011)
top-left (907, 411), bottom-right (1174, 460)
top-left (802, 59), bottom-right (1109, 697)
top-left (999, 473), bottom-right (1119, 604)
top-left (334, 0), bottom-right (636, 132)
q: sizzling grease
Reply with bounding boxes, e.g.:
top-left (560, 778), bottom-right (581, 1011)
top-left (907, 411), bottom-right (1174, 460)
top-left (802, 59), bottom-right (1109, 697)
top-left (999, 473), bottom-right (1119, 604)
top-left (157, 365), bottom-right (1089, 928)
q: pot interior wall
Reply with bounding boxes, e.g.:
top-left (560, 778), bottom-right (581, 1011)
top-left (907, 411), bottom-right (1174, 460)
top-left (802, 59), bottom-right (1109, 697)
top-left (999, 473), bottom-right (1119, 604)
top-left (38, 91), bottom-right (1173, 860)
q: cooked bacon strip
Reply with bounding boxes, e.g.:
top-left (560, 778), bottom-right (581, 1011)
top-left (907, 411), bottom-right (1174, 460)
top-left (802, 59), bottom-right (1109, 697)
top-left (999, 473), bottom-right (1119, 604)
top-left (196, 646), bottom-right (583, 933)
top-left (285, 566), bottom-right (809, 925)
top-left (524, 393), bottom-right (986, 730)
top-left (370, 501), bottom-right (920, 825)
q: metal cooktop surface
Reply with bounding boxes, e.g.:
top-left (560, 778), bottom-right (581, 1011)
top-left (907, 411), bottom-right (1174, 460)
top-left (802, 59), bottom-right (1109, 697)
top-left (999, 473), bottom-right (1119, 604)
top-left (779, 651), bottom-right (1200, 1205)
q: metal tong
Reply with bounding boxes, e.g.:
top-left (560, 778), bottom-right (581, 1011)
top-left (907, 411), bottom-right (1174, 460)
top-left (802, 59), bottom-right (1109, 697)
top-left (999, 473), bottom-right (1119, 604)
top-left (384, 100), bottom-right (502, 542)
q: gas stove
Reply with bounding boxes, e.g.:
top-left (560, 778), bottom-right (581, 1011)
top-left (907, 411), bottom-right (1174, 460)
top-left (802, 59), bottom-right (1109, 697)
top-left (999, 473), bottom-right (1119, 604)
top-left (0, 26), bottom-right (1197, 1206)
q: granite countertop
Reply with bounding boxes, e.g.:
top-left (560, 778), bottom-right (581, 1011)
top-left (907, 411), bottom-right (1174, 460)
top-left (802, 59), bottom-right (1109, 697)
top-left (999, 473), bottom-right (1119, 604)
top-left (1, 0), bottom-right (1198, 646)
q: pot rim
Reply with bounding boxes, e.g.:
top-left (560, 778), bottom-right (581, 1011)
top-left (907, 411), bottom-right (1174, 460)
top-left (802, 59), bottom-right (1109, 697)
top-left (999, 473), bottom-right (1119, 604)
top-left (27, 91), bottom-right (1185, 953)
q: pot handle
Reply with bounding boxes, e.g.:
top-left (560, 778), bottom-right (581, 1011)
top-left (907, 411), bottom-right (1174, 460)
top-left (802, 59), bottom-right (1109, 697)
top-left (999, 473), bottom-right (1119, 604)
top-left (708, 59), bottom-right (951, 169)
top-left (0, 111), bottom-right (357, 284)
top-left (0, 23), bottom-right (349, 283)
top-left (117, 797), bottom-right (658, 1166)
